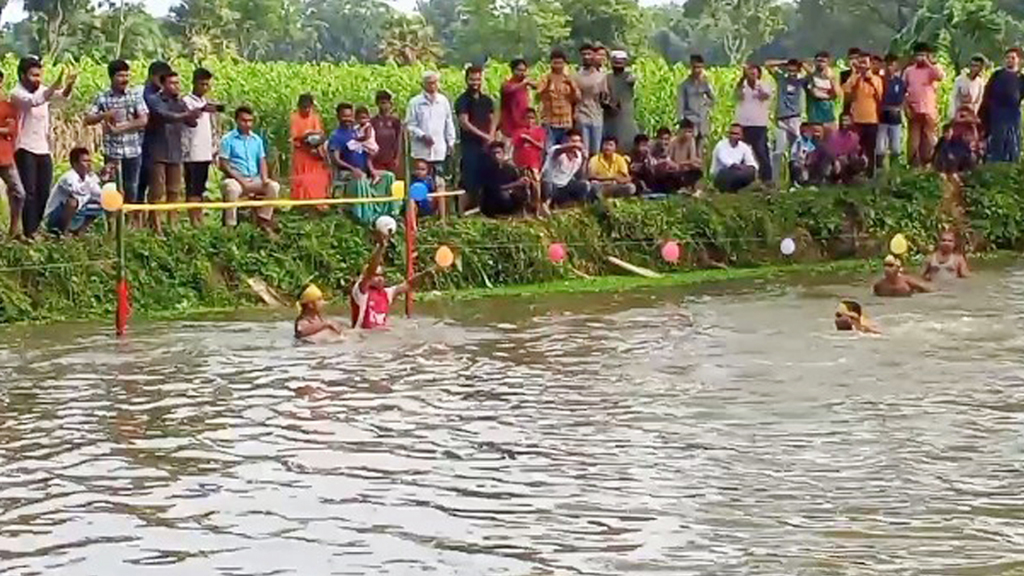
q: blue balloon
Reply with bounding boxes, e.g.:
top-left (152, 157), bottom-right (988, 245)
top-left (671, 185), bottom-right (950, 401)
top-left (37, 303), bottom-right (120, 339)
top-left (409, 181), bottom-right (429, 201)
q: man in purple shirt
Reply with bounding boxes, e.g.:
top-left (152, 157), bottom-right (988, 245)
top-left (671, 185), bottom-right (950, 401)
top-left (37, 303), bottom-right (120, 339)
top-left (823, 113), bottom-right (867, 183)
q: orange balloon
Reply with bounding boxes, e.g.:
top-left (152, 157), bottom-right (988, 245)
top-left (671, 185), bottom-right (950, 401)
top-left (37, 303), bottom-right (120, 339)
top-left (434, 245), bottom-right (455, 269)
top-left (100, 187), bottom-right (124, 212)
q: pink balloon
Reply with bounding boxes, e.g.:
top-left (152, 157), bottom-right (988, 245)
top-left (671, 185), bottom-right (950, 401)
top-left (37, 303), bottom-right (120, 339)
top-left (547, 242), bottom-right (567, 263)
top-left (661, 240), bottom-right (681, 263)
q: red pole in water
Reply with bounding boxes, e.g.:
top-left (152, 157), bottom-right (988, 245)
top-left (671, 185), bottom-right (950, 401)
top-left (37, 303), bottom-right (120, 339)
top-left (115, 208), bottom-right (130, 336)
top-left (403, 130), bottom-right (415, 317)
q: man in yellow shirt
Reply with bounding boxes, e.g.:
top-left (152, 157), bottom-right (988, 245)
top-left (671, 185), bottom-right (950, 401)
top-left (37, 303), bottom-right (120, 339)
top-left (841, 52), bottom-right (883, 176)
top-left (588, 135), bottom-right (636, 197)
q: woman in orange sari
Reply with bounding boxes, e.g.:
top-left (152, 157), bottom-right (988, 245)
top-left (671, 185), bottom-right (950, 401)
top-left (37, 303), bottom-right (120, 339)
top-left (289, 93), bottom-right (330, 201)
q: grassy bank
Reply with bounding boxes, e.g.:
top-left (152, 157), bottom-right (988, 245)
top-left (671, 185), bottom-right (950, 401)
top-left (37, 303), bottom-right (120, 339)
top-left (0, 163), bottom-right (1022, 324)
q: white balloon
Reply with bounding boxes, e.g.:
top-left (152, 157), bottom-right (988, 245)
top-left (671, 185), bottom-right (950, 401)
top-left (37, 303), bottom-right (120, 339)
top-left (374, 215), bottom-right (397, 236)
top-left (780, 237), bottom-right (796, 256)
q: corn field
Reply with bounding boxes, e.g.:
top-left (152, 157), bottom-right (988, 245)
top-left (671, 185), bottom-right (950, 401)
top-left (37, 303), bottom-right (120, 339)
top-left (12, 56), bottom-right (960, 172)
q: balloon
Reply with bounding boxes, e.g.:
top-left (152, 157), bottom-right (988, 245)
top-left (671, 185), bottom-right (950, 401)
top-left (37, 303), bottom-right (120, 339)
top-left (660, 240), bottom-right (681, 263)
top-left (780, 237), bottom-right (796, 256)
top-left (434, 245), bottom-right (454, 269)
top-left (547, 242), bottom-right (567, 263)
top-left (409, 181), bottom-right (429, 202)
top-left (374, 215), bottom-right (397, 236)
top-left (100, 188), bottom-right (124, 212)
top-left (889, 233), bottom-right (908, 256)
top-left (391, 180), bottom-right (406, 199)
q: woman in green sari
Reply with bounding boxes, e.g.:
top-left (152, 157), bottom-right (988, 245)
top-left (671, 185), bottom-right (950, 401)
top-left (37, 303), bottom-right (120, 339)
top-left (327, 102), bottom-right (399, 225)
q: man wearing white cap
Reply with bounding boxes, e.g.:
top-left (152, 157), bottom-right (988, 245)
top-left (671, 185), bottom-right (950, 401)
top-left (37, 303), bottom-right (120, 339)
top-left (604, 50), bottom-right (638, 153)
top-left (405, 71), bottom-right (456, 180)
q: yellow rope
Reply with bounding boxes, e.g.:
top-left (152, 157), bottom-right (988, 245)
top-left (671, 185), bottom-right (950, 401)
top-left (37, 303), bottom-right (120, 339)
top-left (119, 191), bottom-right (464, 213)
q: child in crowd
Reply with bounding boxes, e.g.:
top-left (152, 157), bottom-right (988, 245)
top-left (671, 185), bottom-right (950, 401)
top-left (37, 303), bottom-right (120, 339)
top-left (874, 254), bottom-right (933, 297)
top-left (834, 300), bottom-right (880, 333)
top-left (294, 283), bottom-right (344, 340)
top-left (790, 122), bottom-right (821, 186)
top-left (410, 158), bottom-right (437, 218)
top-left (629, 134), bottom-right (656, 194)
top-left (348, 106), bottom-right (379, 156)
top-left (512, 108), bottom-right (546, 214)
top-left (922, 229), bottom-right (970, 281)
top-left (933, 122), bottom-right (975, 176)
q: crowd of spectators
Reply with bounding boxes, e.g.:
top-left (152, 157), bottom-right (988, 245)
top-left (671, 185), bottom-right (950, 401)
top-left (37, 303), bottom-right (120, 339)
top-left (0, 43), bottom-right (1022, 239)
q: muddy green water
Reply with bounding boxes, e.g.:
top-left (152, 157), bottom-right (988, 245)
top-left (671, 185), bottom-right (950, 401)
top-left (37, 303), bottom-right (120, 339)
top-left (2, 264), bottom-right (1024, 575)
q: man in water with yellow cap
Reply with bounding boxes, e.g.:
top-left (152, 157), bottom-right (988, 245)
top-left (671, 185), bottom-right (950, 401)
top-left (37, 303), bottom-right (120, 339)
top-left (294, 283), bottom-right (344, 340)
top-left (835, 299), bottom-right (880, 333)
top-left (873, 254), bottom-right (933, 296)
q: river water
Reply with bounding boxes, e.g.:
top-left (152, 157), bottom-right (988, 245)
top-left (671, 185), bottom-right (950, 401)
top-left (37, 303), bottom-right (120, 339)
top-left (3, 264), bottom-right (1024, 575)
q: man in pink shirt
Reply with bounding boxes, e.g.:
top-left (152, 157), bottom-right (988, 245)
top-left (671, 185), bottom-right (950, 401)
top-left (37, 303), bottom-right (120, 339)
top-left (903, 43), bottom-right (945, 167)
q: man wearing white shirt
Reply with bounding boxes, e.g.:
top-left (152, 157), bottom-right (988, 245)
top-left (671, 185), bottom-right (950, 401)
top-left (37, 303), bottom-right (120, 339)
top-left (43, 147), bottom-right (105, 236)
top-left (11, 56), bottom-right (77, 238)
top-left (734, 64), bottom-right (774, 182)
top-left (711, 124), bottom-right (758, 192)
top-left (949, 55), bottom-right (986, 119)
top-left (182, 67), bottom-right (219, 226)
top-left (404, 71), bottom-right (456, 180)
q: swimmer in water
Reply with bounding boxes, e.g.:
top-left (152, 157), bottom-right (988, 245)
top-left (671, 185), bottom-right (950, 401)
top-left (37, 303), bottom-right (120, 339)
top-left (834, 299), bottom-right (880, 333)
top-left (922, 230), bottom-right (970, 281)
top-left (294, 283), bottom-right (344, 340)
top-left (874, 254), bottom-right (933, 297)
top-left (351, 229), bottom-right (438, 329)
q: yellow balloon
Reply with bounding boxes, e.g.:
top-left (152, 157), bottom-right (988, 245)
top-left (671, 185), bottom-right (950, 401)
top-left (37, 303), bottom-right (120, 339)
top-left (391, 180), bottom-right (406, 199)
top-left (100, 188), bottom-right (124, 212)
top-left (889, 233), bottom-right (908, 256)
top-left (434, 245), bottom-right (455, 269)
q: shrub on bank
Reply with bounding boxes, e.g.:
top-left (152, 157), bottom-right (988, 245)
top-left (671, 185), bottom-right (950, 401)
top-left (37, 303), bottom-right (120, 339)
top-left (0, 164), bottom-right (1020, 324)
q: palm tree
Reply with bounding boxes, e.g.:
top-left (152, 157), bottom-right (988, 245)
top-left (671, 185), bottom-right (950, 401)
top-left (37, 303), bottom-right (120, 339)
top-left (379, 15), bottom-right (443, 65)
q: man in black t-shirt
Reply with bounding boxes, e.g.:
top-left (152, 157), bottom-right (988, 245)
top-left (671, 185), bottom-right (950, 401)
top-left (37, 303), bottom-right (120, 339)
top-left (453, 65), bottom-right (495, 209)
top-left (480, 140), bottom-right (529, 217)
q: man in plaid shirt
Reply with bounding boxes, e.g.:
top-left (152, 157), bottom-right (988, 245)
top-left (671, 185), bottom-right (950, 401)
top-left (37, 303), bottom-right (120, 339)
top-left (84, 59), bottom-right (148, 226)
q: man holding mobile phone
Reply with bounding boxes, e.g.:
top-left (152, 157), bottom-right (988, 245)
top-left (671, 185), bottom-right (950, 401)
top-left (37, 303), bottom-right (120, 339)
top-left (182, 67), bottom-right (221, 226)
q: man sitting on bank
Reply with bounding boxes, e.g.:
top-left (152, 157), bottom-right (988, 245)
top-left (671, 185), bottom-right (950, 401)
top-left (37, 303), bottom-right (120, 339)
top-left (587, 135), bottom-right (636, 197)
top-left (44, 147), bottom-right (108, 236)
top-left (218, 106), bottom-right (280, 233)
top-left (710, 123), bottom-right (758, 192)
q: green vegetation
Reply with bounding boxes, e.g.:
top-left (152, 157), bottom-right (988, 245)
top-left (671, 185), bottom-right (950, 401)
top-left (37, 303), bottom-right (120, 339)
top-left (1, 163), bottom-right (1022, 324)
top-left (5, 0), bottom-right (1023, 71)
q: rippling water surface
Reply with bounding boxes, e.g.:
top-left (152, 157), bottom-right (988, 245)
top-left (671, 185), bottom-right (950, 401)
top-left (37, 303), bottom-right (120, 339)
top-left (3, 266), bottom-right (1024, 575)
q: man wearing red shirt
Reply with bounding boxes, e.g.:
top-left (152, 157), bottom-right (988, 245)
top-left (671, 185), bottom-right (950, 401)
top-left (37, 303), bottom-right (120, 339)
top-left (500, 58), bottom-right (533, 139)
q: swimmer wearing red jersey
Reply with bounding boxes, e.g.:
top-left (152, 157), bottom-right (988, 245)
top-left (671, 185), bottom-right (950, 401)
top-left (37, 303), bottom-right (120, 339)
top-left (351, 230), bottom-right (438, 329)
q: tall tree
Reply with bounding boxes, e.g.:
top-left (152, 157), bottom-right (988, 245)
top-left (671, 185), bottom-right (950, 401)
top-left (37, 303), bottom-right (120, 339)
top-left (379, 14), bottom-right (443, 65)
top-left (303, 0), bottom-right (394, 62)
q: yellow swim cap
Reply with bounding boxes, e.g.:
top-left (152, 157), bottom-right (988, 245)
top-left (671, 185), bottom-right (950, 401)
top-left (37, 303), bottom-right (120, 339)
top-left (299, 284), bottom-right (324, 305)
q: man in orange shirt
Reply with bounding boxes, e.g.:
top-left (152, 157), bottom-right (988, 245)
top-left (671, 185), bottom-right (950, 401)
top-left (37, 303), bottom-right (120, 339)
top-left (537, 49), bottom-right (580, 150)
top-left (842, 52), bottom-right (883, 176)
top-left (0, 70), bottom-right (25, 239)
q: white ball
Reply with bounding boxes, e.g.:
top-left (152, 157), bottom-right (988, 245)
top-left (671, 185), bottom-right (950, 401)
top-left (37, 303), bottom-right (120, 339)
top-left (780, 237), bottom-right (796, 256)
top-left (374, 215), bottom-right (397, 236)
